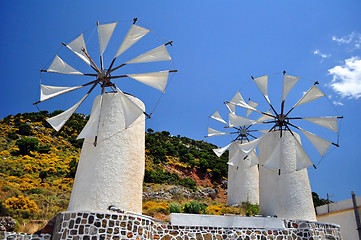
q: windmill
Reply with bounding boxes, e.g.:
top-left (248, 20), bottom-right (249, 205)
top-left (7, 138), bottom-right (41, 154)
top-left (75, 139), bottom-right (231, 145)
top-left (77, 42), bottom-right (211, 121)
top-left (220, 71), bottom-right (342, 220)
top-left (207, 97), bottom-right (265, 205)
top-left (34, 18), bottom-right (177, 144)
top-left (34, 19), bottom-right (177, 213)
top-left (225, 71), bottom-right (342, 174)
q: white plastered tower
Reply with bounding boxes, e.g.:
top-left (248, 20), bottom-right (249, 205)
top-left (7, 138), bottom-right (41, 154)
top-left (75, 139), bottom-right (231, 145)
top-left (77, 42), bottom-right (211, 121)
top-left (227, 143), bottom-right (259, 205)
top-left (67, 93), bottom-right (145, 213)
top-left (259, 131), bottom-right (316, 221)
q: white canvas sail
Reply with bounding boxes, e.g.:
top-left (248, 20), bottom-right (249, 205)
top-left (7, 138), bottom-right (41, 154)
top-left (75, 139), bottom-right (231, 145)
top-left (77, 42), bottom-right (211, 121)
top-left (210, 110), bottom-right (227, 124)
top-left (237, 134), bottom-right (265, 156)
top-left (77, 95), bottom-right (103, 139)
top-left (207, 127), bottom-right (230, 137)
top-left (303, 117), bottom-right (338, 133)
top-left (65, 34), bottom-right (91, 66)
top-left (126, 45), bottom-right (171, 64)
top-left (40, 84), bottom-right (83, 102)
top-left (263, 137), bottom-right (281, 170)
top-left (282, 75), bottom-right (300, 101)
top-left (225, 103), bottom-right (235, 114)
top-left (98, 22), bottom-right (117, 56)
top-left (115, 24), bottom-right (150, 58)
top-left (115, 86), bottom-right (144, 128)
top-left (230, 100), bottom-right (258, 112)
top-left (300, 129), bottom-right (332, 156)
top-left (230, 91), bottom-right (246, 105)
top-left (213, 142), bottom-right (232, 157)
top-left (228, 112), bottom-right (255, 127)
top-left (48, 56), bottom-right (83, 75)
top-left (253, 75), bottom-right (270, 103)
top-left (294, 138), bottom-right (314, 170)
top-left (46, 93), bottom-right (89, 131)
top-left (127, 71), bottom-right (169, 92)
top-left (246, 100), bottom-right (259, 117)
top-left (293, 85), bottom-right (325, 108)
top-left (255, 110), bottom-right (274, 123)
top-left (248, 150), bottom-right (259, 167)
top-left (228, 142), bottom-right (243, 167)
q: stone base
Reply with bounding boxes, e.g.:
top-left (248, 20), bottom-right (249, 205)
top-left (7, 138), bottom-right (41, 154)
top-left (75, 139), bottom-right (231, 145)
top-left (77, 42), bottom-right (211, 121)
top-left (51, 211), bottom-right (342, 240)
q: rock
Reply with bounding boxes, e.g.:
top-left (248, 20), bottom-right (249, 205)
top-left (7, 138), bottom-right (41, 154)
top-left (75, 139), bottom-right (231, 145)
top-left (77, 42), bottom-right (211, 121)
top-left (0, 216), bottom-right (17, 231)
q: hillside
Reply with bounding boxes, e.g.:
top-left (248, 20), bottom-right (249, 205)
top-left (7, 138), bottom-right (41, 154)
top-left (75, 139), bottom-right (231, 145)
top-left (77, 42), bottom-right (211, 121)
top-left (0, 111), bottom-right (242, 232)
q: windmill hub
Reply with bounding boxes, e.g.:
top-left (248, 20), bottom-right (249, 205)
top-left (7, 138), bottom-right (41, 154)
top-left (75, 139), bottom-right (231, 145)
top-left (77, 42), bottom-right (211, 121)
top-left (97, 69), bottom-right (107, 78)
top-left (277, 115), bottom-right (286, 123)
top-left (240, 128), bottom-right (247, 135)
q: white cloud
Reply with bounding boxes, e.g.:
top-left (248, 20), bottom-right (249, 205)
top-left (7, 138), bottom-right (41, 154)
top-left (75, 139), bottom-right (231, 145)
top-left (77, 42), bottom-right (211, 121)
top-left (313, 49), bottom-right (331, 59)
top-left (328, 57), bottom-right (361, 99)
top-left (332, 100), bottom-right (344, 106)
top-left (332, 32), bottom-right (361, 49)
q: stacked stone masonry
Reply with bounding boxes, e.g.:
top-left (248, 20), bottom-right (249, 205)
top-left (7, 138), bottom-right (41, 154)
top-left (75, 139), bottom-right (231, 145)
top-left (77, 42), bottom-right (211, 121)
top-left (52, 211), bottom-right (341, 240)
top-left (2, 211), bottom-right (342, 239)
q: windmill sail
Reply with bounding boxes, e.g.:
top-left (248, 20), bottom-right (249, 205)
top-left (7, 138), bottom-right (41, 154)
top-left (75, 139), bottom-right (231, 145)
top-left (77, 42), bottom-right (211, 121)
top-left (46, 93), bottom-right (89, 131)
top-left (207, 127), bottom-right (230, 137)
top-left (98, 22), bottom-right (117, 56)
top-left (210, 110), bottom-right (227, 124)
top-left (126, 45), bottom-right (171, 64)
top-left (253, 75), bottom-right (270, 103)
top-left (40, 84), bottom-right (83, 102)
top-left (282, 75), bottom-right (300, 101)
top-left (255, 110), bottom-right (274, 123)
top-left (237, 134), bottom-right (265, 156)
top-left (228, 112), bottom-right (255, 127)
top-left (225, 103), bottom-right (235, 114)
top-left (65, 34), bottom-right (91, 66)
top-left (228, 142), bottom-right (243, 167)
top-left (213, 142), bottom-right (232, 157)
top-left (248, 150), bottom-right (259, 167)
top-left (48, 56), bottom-right (83, 75)
top-left (115, 86), bottom-right (144, 128)
top-left (300, 128), bottom-right (332, 156)
top-left (228, 142), bottom-right (258, 168)
top-left (230, 92), bottom-right (246, 105)
top-left (127, 71), bottom-right (169, 92)
top-left (303, 117), bottom-right (338, 133)
top-left (246, 100), bottom-right (259, 117)
top-left (263, 137), bottom-right (281, 170)
top-left (115, 24), bottom-right (150, 58)
top-left (294, 137), bottom-right (314, 170)
top-left (77, 95), bottom-right (103, 139)
top-left (293, 85), bottom-right (325, 108)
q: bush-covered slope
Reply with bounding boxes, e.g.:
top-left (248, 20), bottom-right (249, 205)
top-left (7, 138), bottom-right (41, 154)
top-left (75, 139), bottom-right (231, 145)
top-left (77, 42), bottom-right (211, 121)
top-left (0, 111), bottom-right (230, 230)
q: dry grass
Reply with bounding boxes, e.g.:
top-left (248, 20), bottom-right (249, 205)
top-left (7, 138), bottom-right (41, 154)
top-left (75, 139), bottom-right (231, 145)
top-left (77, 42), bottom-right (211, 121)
top-left (18, 220), bottom-right (47, 234)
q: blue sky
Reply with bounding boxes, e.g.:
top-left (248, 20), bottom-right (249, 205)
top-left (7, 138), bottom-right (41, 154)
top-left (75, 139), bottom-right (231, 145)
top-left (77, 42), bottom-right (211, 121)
top-left (1, 1), bottom-right (360, 202)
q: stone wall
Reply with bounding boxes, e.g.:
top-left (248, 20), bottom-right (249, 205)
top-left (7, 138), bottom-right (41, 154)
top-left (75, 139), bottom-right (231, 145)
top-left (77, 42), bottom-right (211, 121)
top-left (1, 231), bottom-right (51, 240)
top-left (50, 211), bottom-right (341, 240)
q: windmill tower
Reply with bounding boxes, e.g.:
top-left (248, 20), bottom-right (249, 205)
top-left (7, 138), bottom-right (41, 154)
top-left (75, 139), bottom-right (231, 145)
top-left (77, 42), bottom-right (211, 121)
top-left (34, 19), bottom-right (176, 213)
top-left (207, 95), bottom-right (265, 205)
top-left (224, 72), bottom-right (342, 220)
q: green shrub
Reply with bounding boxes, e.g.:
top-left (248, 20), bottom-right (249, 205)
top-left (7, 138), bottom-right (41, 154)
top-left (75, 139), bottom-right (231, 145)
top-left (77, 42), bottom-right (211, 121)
top-left (38, 145), bottom-right (50, 154)
top-left (183, 201), bottom-right (207, 214)
top-left (65, 157), bottom-right (78, 178)
top-left (241, 201), bottom-right (259, 216)
top-left (0, 202), bottom-right (10, 216)
top-left (15, 137), bottom-right (39, 155)
top-left (17, 123), bottom-right (32, 136)
top-left (169, 203), bottom-right (181, 213)
top-left (27, 188), bottom-right (44, 195)
top-left (144, 169), bottom-right (197, 191)
top-left (7, 131), bottom-right (18, 140)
